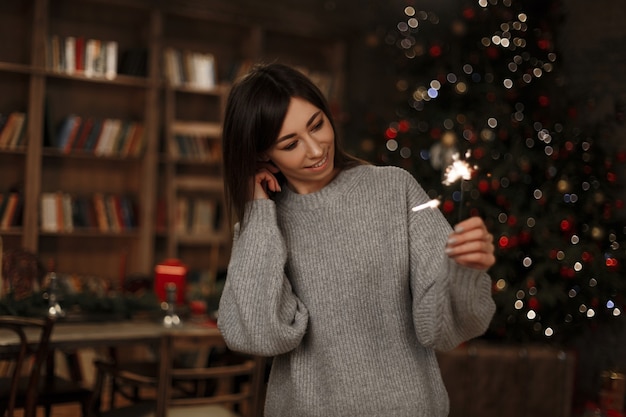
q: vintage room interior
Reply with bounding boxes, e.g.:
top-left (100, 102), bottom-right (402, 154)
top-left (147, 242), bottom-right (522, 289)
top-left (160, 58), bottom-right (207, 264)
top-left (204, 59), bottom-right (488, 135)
top-left (1, 0), bottom-right (625, 416)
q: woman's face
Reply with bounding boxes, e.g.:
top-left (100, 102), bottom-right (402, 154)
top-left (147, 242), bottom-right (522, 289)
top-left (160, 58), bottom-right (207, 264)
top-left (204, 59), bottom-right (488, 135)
top-left (265, 97), bottom-right (337, 194)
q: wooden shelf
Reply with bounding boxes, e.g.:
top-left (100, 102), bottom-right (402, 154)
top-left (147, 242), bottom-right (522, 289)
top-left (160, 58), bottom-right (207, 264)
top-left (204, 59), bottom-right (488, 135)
top-left (0, 0), bottom-right (347, 290)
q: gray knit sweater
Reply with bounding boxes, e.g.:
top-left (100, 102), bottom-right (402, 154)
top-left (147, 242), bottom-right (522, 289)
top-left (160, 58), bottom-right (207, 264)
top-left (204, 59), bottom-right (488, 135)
top-left (218, 165), bottom-right (495, 417)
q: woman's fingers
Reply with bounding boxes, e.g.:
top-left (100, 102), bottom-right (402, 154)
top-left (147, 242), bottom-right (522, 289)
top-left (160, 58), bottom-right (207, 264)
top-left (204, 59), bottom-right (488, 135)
top-left (252, 169), bottom-right (281, 200)
top-left (446, 216), bottom-right (495, 270)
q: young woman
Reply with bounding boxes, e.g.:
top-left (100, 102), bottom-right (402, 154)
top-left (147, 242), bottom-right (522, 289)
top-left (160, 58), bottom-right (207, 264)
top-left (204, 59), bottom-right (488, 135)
top-left (218, 63), bottom-right (496, 417)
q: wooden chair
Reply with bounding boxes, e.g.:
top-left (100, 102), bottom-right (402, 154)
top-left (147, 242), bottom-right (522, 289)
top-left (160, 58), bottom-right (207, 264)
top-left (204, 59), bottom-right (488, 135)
top-left (89, 329), bottom-right (266, 417)
top-left (0, 315), bottom-right (54, 417)
top-left (1, 249), bottom-right (93, 417)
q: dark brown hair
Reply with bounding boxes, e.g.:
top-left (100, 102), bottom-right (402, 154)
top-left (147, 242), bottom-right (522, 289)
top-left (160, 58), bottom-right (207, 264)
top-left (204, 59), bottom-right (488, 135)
top-left (222, 62), bottom-right (365, 227)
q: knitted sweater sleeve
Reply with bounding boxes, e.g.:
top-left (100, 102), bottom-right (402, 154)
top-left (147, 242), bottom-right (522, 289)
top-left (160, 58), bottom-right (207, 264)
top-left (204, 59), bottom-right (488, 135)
top-left (405, 173), bottom-right (496, 352)
top-left (217, 199), bottom-right (309, 356)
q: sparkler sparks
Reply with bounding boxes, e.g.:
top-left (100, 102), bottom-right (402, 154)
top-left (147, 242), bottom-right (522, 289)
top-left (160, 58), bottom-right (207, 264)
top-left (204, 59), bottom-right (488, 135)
top-left (442, 151), bottom-right (476, 186)
top-left (411, 199), bottom-right (441, 212)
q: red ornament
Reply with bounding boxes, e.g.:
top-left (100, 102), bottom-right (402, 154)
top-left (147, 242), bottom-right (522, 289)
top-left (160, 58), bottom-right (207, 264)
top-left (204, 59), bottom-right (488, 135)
top-left (463, 7), bottom-right (475, 19)
top-left (478, 179), bottom-right (490, 193)
top-left (507, 215), bottom-right (518, 226)
top-left (606, 257), bottom-right (619, 270)
top-left (398, 119), bottom-right (410, 133)
top-left (538, 95), bottom-right (550, 107)
top-left (607, 172), bottom-right (617, 183)
top-left (537, 39), bottom-right (551, 50)
top-left (528, 297), bottom-right (540, 310)
top-left (473, 147), bottom-right (485, 159)
top-left (429, 44), bottom-right (442, 57)
top-left (519, 230), bottom-right (532, 244)
top-left (560, 219), bottom-right (571, 232)
top-left (385, 127), bottom-right (397, 139)
top-left (559, 266), bottom-right (575, 278)
top-left (498, 236), bottom-right (509, 249)
top-left (486, 46), bottom-right (499, 60)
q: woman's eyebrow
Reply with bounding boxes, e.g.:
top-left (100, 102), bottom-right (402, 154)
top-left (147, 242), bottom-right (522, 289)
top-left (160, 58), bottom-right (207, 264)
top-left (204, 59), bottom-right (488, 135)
top-left (276, 111), bottom-right (322, 143)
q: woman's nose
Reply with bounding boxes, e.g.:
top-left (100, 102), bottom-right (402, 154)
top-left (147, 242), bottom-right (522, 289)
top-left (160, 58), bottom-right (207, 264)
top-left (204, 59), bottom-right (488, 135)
top-left (304, 136), bottom-right (323, 157)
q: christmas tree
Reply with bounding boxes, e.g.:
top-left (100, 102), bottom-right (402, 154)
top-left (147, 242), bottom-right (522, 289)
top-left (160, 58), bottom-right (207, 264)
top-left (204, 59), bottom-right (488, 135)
top-left (362, 0), bottom-right (626, 344)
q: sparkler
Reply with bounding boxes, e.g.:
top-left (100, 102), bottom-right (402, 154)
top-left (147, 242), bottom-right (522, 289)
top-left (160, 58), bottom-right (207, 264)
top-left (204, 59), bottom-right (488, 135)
top-left (410, 151), bottom-right (477, 219)
top-left (411, 199), bottom-right (440, 212)
top-left (443, 151), bottom-right (476, 222)
top-left (442, 151), bottom-right (474, 186)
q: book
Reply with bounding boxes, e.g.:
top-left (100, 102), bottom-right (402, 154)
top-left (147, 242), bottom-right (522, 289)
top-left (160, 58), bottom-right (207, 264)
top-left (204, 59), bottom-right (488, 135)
top-left (48, 35), bottom-right (62, 72)
top-left (1, 193), bottom-right (20, 229)
top-left (92, 193), bottom-right (109, 232)
top-left (94, 118), bottom-right (115, 156)
top-left (119, 196), bottom-right (136, 229)
top-left (105, 194), bottom-right (122, 232)
top-left (10, 113), bottom-right (27, 148)
top-left (105, 41), bottom-right (118, 80)
top-left (61, 193), bottom-right (74, 232)
top-left (55, 191), bottom-right (65, 232)
top-left (84, 39), bottom-right (97, 78)
top-left (40, 192), bottom-right (59, 232)
top-left (55, 115), bottom-right (81, 152)
top-left (0, 112), bottom-right (20, 148)
top-left (0, 193), bottom-right (7, 225)
top-left (191, 198), bottom-right (216, 234)
top-left (175, 197), bottom-right (189, 234)
top-left (73, 117), bottom-right (95, 151)
top-left (112, 120), bottom-right (132, 155)
top-left (84, 118), bottom-right (103, 152)
top-left (64, 36), bottom-right (76, 75)
top-left (75, 36), bottom-right (85, 74)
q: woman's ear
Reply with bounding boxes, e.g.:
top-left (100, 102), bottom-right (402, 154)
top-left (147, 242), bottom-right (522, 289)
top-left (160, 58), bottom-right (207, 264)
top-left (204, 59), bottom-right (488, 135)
top-left (257, 154), bottom-right (270, 162)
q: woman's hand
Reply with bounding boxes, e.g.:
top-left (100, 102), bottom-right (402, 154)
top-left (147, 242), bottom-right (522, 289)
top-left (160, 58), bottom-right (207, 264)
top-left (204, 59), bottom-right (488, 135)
top-left (252, 161), bottom-right (281, 200)
top-left (445, 216), bottom-right (495, 271)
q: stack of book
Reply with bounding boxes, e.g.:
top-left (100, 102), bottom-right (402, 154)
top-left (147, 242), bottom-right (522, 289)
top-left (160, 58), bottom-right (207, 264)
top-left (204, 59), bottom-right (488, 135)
top-left (47, 35), bottom-right (118, 80)
top-left (52, 115), bottom-right (145, 157)
top-left (170, 131), bottom-right (222, 162)
top-left (163, 47), bottom-right (217, 89)
top-left (175, 196), bottom-right (219, 235)
top-left (40, 192), bottom-right (137, 233)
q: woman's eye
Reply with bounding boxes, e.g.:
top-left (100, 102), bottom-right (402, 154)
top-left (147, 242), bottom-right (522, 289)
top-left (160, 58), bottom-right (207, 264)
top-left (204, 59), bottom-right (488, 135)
top-left (311, 119), bottom-right (324, 132)
top-left (284, 141), bottom-right (298, 150)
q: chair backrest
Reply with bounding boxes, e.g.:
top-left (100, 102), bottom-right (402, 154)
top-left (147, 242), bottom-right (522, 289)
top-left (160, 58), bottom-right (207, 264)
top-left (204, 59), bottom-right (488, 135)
top-left (0, 315), bottom-right (55, 417)
top-left (155, 328), bottom-right (266, 417)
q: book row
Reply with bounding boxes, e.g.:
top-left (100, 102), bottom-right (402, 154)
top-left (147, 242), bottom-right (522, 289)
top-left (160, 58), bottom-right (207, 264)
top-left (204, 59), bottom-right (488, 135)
top-left (0, 192), bottom-right (23, 230)
top-left (51, 115), bottom-right (145, 156)
top-left (0, 112), bottom-right (27, 150)
top-left (175, 196), bottom-right (221, 235)
top-left (40, 192), bottom-right (138, 233)
top-left (46, 35), bottom-right (118, 80)
top-left (169, 133), bottom-right (222, 162)
top-left (163, 47), bottom-right (217, 89)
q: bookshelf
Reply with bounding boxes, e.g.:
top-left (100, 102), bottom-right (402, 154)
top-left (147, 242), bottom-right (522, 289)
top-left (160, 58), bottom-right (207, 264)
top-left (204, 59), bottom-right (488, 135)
top-left (0, 0), bottom-right (346, 295)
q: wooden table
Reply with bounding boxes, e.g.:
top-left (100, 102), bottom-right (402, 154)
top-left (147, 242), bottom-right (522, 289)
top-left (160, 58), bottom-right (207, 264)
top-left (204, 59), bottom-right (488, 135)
top-left (0, 319), bottom-right (220, 353)
top-left (0, 318), bottom-right (221, 383)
